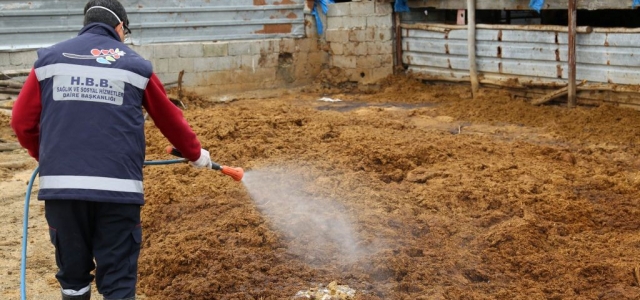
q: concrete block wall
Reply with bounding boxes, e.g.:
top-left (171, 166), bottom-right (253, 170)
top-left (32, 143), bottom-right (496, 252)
top-left (131, 13), bottom-right (328, 94)
top-left (0, 2), bottom-right (396, 93)
top-left (138, 18), bottom-right (328, 95)
top-left (0, 15), bottom-right (328, 95)
top-left (325, 1), bottom-right (394, 85)
top-left (1, 51), bottom-right (37, 70)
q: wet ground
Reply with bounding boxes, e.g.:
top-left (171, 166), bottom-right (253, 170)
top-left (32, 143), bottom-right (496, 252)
top-left (2, 75), bottom-right (640, 299)
top-left (140, 77), bottom-right (640, 299)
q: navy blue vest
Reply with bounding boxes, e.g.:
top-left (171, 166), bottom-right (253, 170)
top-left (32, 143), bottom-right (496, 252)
top-left (35, 23), bottom-right (152, 204)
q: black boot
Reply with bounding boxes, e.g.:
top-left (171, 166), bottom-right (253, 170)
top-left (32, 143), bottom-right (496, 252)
top-left (61, 291), bottom-right (90, 300)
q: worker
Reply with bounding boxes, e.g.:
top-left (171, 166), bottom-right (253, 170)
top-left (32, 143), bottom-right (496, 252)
top-left (10, 0), bottom-right (212, 299)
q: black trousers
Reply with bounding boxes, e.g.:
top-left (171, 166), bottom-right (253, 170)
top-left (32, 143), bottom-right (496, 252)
top-left (44, 200), bottom-right (142, 300)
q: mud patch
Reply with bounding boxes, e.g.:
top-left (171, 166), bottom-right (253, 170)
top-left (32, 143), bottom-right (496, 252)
top-left (2, 75), bottom-right (640, 300)
top-left (137, 79), bottom-right (640, 299)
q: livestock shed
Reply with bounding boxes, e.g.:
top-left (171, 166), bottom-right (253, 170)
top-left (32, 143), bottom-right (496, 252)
top-left (396, 0), bottom-right (640, 109)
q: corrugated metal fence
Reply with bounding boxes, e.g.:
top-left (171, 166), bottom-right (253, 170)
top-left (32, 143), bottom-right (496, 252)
top-left (0, 0), bottom-right (306, 51)
top-left (402, 25), bottom-right (640, 86)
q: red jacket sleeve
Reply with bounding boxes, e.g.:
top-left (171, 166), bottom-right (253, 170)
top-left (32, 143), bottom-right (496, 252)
top-left (10, 69), bottom-right (41, 161)
top-left (143, 73), bottom-right (202, 161)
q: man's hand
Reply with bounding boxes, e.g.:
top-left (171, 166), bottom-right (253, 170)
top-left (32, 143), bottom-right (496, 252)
top-left (189, 148), bottom-right (212, 169)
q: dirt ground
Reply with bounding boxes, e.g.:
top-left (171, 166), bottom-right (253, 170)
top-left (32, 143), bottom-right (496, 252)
top-left (1, 74), bottom-right (640, 300)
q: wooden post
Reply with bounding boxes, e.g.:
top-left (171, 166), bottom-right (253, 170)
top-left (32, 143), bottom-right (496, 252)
top-left (394, 13), bottom-right (403, 72)
top-left (177, 70), bottom-right (185, 100)
top-left (567, 0), bottom-right (577, 107)
top-left (467, 0), bottom-right (479, 97)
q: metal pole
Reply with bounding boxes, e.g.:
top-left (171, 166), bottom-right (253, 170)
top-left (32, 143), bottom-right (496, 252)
top-left (568, 0), bottom-right (577, 107)
top-left (467, 0), bottom-right (479, 97)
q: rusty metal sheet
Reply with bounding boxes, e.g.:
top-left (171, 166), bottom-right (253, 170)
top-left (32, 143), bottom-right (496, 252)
top-left (403, 27), bottom-right (640, 85)
top-left (0, 0), bottom-right (305, 51)
top-left (578, 64), bottom-right (640, 85)
top-left (479, 42), bottom-right (559, 61)
top-left (576, 46), bottom-right (640, 67)
top-left (404, 37), bottom-right (562, 61)
top-left (406, 65), bottom-right (470, 79)
top-left (559, 32), bottom-right (640, 48)
top-left (407, 0), bottom-right (634, 10)
top-left (447, 29), bottom-right (496, 41)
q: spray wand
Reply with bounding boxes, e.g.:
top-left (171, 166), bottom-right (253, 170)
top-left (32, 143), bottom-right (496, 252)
top-left (165, 146), bottom-right (244, 181)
